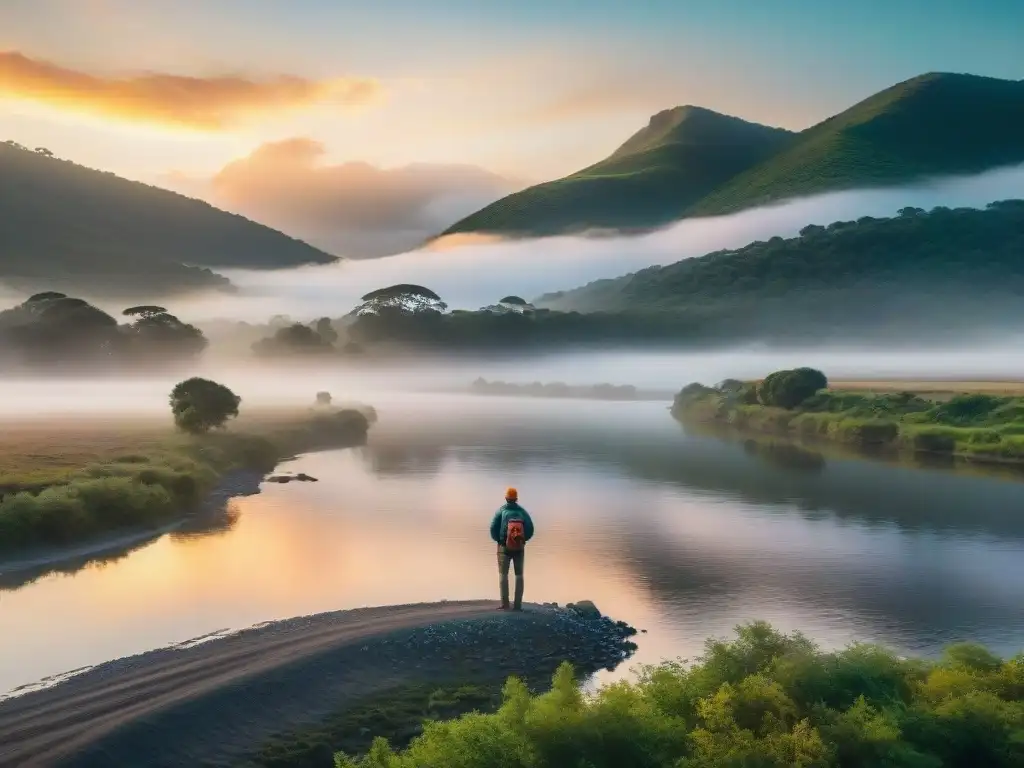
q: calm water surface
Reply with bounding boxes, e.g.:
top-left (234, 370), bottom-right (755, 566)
top-left (3, 393), bottom-right (1024, 694)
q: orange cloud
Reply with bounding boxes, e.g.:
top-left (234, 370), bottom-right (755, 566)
top-left (0, 51), bottom-right (380, 129)
top-left (162, 138), bottom-right (521, 258)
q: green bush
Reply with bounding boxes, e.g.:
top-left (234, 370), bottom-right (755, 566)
top-left (0, 477), bottom-right (175, 552)
top-left (758, 368), bottom-right (828, 409)
top-left (831, 419), bottom-right (899, 446)
top-left (928, 394), bottom-right (1008, 427)
top-left (908, 427), bottom-right (958, 454)
top-left (332, 623), bottom-right (1024, 768)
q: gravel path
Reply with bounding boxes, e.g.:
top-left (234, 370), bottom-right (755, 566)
top-left (0, 600), bottom-right (638, 767)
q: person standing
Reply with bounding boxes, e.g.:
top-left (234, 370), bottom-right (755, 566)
top-left (490, 487), bottom-right (534, 611)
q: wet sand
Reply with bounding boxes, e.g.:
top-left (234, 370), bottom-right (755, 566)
top-left (0, 600), bottom-right (637, 768)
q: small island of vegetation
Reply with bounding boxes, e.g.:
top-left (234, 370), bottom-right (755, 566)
top-left (0, 377), bottom-right (374, 558)
top-left (672, 368), bottom-right (1024, 466)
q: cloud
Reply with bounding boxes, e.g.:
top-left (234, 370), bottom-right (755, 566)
top-left (0, 50), bottom-right (380, 129)
top-left (165, 138), bottom-right (522, 258)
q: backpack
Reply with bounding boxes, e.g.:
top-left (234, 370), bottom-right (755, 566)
top-left (505, 516), bottom-right (526, 551)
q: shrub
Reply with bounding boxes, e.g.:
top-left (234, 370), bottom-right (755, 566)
top-left (832, 419), bottom-right (899, 446)
top-left (673, 383), bottom-right (717, 414)
top-left (909, 427), bottom-right (958, 454)
top-left (330, 623), bottom-right (1024, 768)
top-left (929, 394), bottom-right (1008, 426)
top-left (758, 368), bottom-right (828, 409)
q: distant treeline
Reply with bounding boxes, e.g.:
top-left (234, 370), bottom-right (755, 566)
top-left (469, 378), bottom-right (672, 401)
top-left (538, 199), bottom-right (1024, 331)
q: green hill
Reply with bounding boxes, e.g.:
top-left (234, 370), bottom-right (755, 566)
top-left (537, 200), bottom-right (1024, 331)
top-left (689, 72), bottom-right (1024, 215)
top-left (439, 107), bottom-right (794, 237)
top-left (0, 142), bottom-right (338, 298)
top-left (442, 72), bottom-right (1024, 238)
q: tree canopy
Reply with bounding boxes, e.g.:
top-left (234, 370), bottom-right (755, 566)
top-left (169, 378), bottom-right (240, 434)
top-left (0, 293), bottom-right (208, 369)
top-left (350, 284), bottom-right (448, 317)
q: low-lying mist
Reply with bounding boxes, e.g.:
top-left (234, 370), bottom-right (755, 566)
top-left (159, 162), bottom-right (1024, 324)
top-left (2, 345), bottom-right (1023, 421)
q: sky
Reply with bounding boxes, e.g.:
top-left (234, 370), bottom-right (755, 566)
top-left (2, 0), bottom-right (1023, 257)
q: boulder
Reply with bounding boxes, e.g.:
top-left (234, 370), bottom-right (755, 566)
top-left (266, 473), bottom-right (319, 483)
top-left (566, 600), bottom-right (601, 621)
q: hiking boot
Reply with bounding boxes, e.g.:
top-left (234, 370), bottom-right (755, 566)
top-left (496, 603), bottom-right (511, 611)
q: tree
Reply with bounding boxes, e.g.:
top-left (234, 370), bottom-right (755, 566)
top-left (349, 284), bottom-right (447, 316)
top-left (169, 378), bottom-right (240, 434)
top-left (315, 317), bottom-right (338, 345)
top-left (123, 305), bottom-right (169, 318)
top-left (252, 323), bottom-right (335, 356)
top-left (26, 292), bottom-right (68, 303)
top-left (499, 295), bottom-right (528, 305)
top-left (757, 367), bottom-right (828, 409)
top-left (315, 391), bottom-right (332, 406)
top-left (124, 308), bottom-right (207, 360)
top-left (34, 147), bottom-right (54, 157)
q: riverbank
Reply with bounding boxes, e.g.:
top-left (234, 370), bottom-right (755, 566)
top-left (673, 373), bottom-right (1024, 467)
top-left (0, 407), bottom-right (374, 559)
top-left (0, 600), bottom-right (639, 768)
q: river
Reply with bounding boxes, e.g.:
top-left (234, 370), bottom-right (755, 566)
top-left (3, 387), bottom-right (1024, 697)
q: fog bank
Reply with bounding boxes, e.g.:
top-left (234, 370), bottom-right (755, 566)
top-left (1, 345), bottom-right (1022, 420)
top-left (156, 163), bottom-right (1024, 324)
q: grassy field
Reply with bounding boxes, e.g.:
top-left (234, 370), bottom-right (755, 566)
top-left (831, 380), bottom-right (1024, 398)
top-left (0, 408), bottom-right (372, 556)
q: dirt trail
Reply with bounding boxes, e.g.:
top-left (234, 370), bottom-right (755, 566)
top-left (0, 600), bottom-right (635, 767)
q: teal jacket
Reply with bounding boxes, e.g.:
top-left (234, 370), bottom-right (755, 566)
top-left (490, 502), bottom-right (534, 546)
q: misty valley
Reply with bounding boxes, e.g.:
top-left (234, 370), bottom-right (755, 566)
top-left (4, 40), bottom-right (1024, 768)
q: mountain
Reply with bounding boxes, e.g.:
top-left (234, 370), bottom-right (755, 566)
top-left (443, 73), bottom-right (1024, 239)
top-left (439, 107), bottom-right (794, 237)
top-left (536, 200), bottom-right (1024, 336)
top-left (688, 73), bottom-right (1024, 216)
top-left (0, 143), bottom-right (338, 298)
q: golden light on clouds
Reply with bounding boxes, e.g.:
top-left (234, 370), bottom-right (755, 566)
top-left (0, 51), bottom-right (381, 130)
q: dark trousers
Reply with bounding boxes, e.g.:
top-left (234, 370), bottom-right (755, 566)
top-left (497, 545), bottom-right (525, 608)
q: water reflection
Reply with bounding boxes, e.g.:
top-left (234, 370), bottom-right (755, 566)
top-left (3, 395), bottom-right (1024, 696)
top-left (0, 471), bottom-right (257, 592)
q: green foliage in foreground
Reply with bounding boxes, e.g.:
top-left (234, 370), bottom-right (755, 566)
top-left (673, 369), bottom-right (1024, 463)
top-left (248, 684), bottom-right (500, 768)
top-left (330, 622), bottom-right (1024, 768)
top-left (0, 411), bottom-right (371, 555)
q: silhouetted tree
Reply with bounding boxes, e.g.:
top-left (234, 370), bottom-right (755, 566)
top-left (315, 317), bottom-right (338, 345)
top-left (349, 284), bottom-right (447, 316)
top-left (169, 378), bottom-right (240, 434)
top-left (252, 323), bottom-right (335, 357)
top-left (123, 305), bottom-right (169, 318)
